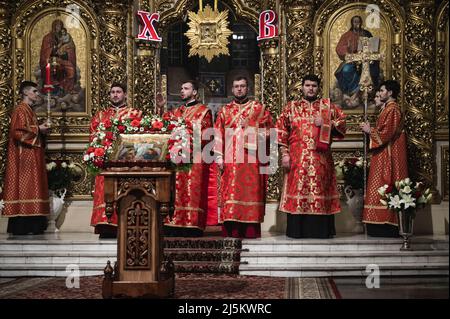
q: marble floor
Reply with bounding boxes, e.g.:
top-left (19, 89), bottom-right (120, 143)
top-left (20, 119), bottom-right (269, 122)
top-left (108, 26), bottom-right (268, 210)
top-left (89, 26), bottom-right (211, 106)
top-left (334, 277), bottom-right (449, 299)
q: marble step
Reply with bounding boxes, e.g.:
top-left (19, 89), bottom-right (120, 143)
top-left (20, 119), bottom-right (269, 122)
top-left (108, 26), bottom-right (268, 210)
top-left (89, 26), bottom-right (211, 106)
top-left (0, 242), bottom-right (117, 252)
top-left (241, 238), bottom-right (449, 252)
top-left (0, 263), bottom-right (108, 277)
top-left (0, 259), bottom-right (242, 277)
top-left (0, 249), bottom-right (243, 264)
top-left (0, 251), bottom-right (116, 264)
top-left (239, 262), bottom-right (450, 277)
top-left (240, 250), bottom-right (449, 264)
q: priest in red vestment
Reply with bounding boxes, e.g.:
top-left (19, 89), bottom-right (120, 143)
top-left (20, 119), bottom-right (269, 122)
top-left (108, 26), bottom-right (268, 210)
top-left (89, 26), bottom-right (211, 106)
top-left (360, 80), bottom-right (408, 237)
top-left (214, 76), bottom-right (274, 238)
top-left (2, 81), bottom-right (51, 235)
top-left (159, 80), bottom-right (214, 237)
top-left (90, 83), bottom-right (142, 238)
top-left (276, 74), bottom-right (346, 238)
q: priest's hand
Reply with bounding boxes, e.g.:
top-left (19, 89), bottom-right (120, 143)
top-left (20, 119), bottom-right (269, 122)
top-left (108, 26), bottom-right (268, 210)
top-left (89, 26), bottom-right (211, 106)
top-left (216, 156), bottom-right (224, 171)
top-left (39, 122), bottom-right (50, 135)
top-left (360, 122), bottom-right (371, 134)
top-left (281, 154), bottom-right (290, 170)
top-left (314, 116), bottom-right (323, 127)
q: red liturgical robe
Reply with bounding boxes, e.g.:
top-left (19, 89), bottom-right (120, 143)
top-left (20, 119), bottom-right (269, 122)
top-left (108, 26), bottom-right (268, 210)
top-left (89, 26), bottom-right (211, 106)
top-left (214, 100), bottom-right (273, 226)
top-left (276, 98), bottom-right (346, 215)
top-left (163, 103), bottom-right (214, 231)
top-left (90, 105), bottom-right (142, 234)
top-left (2, 102), bottom-right (50, 217)
top-left (363, 101), bottom-right (408, 226)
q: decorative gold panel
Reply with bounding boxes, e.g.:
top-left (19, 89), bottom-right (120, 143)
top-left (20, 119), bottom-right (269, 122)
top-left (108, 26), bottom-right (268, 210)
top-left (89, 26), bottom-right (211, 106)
top-left (404, 1), bottom-right (436, 190)
top-left (0, 2), bottom-right (13, 187)
top-left (134, 43), bottom-right (158, 115)
top-left (442, 145), bottom-right (449, 201)
top-left (435, 1), bottom-right (448, 136)
top-left (98, 3), bottom-right (129, 109)
top-left (282, 2), bottom-right (315, 101)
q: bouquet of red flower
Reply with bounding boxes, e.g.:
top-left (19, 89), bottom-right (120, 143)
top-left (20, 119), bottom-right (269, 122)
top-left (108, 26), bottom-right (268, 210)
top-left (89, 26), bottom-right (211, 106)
top-left (83, 113), bottom-right (188, 175)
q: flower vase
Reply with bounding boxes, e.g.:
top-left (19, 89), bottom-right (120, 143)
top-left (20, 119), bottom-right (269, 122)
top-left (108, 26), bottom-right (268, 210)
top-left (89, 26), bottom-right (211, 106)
top-left (344, 186), bottom-right (364, 233)
top-left (397, 209), bottom-right (414, 251)
top-left (46, 188), bottom-right (67, 233)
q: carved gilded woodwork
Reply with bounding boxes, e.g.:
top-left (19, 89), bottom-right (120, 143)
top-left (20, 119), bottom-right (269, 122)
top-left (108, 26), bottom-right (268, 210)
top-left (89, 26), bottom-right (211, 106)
top-left (98, 3), bottom-right (129, 109)
top-left (404, 1), bottom-right (436, 191)
top-left (435, 1), bottom-right (448, 136)
top-left (282, 1), bottom-right (315, 101)
top-left (134, 43), bottom-right (159, 115)
top-left (442, 145), bottom-right (449, 201)
top-left (260, 38), bottom-right (282, 200)
top-left (0, 2), bottom-right (13, 186)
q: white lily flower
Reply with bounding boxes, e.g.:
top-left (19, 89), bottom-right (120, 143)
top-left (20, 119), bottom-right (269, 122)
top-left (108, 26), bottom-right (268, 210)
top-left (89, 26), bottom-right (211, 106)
top-left (355, 160), bottom-right (363, 167)
top-left (401, 194), bottom-right (416, 209)
top-left (61, 162), bottom-right (68, 168)
top-left (404, 178), bottom-right (411, 185)
top-left (402, 185), bottom-right (412, 194)
top-left (426, 193), bottom-right (433, 202)
top-left (388, 195), bottom-right (402, 209)
top-left (417, 195), bottom-right (426, 204)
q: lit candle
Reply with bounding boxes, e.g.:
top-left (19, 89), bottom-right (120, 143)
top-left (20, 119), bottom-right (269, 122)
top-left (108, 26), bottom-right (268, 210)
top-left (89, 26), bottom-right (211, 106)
top-left (45, 61), bottom-right (51, 85)
top-left (199, 0), bottom-right (202, 11)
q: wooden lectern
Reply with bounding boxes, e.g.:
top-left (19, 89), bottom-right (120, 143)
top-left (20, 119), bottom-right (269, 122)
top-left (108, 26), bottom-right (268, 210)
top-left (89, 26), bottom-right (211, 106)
top-left (101, 164), bottom-right (175, 298)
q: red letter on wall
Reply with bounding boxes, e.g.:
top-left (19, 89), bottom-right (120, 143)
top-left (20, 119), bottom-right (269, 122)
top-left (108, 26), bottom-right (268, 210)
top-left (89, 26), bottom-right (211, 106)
top-left (136, 11), bottom-right (162, 42)
top-left (257, 10), bottom-right (278, 41)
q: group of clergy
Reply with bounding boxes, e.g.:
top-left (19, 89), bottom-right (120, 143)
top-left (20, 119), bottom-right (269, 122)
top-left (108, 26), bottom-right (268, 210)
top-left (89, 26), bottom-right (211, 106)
top-left (2, 76), bottom-right (407, 240)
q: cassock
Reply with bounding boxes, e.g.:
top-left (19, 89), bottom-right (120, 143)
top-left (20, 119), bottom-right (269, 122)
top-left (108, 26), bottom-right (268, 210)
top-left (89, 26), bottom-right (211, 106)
top-left (2, 102), bottom-right (49, 235)
top-left (276, 98), bottom-right (346, 238)
top-left (214, 99), bottom-right (273, 238)
top-left (362, 101), bottom-right (408, 237)
top-left (90, 105), bottom-right (142, 238)
top-left (163, 100), bottom-right (214, 237)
